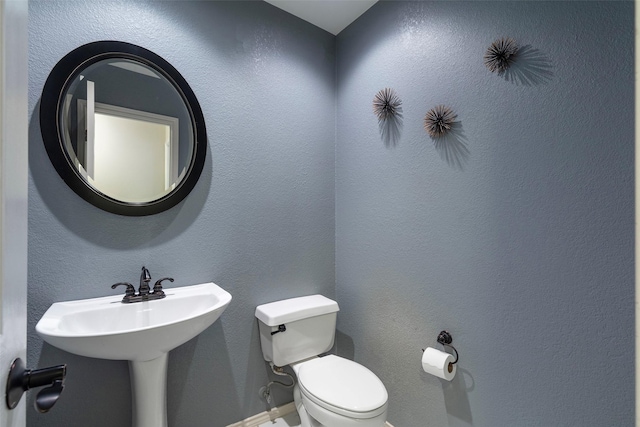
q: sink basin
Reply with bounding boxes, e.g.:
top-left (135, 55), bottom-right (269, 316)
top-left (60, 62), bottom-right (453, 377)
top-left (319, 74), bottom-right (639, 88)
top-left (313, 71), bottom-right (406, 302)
top-left (36, 282), bottom-right (231, 361)
top-left (35, 282), bottom-right (232, 427)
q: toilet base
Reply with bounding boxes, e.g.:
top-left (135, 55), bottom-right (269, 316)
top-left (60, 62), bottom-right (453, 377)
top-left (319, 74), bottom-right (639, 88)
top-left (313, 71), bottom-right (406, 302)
top-left (294, 390), bottom-right (322, 427)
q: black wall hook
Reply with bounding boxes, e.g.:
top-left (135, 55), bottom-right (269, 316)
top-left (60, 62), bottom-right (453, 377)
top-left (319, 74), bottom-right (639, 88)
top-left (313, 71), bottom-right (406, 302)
top-left (436, 330), bottom-right (459, 365)
top-left (6, 358), bottom-right (66, 413)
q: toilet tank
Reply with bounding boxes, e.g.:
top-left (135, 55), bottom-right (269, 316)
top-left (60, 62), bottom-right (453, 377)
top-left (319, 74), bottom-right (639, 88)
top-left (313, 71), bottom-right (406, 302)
top-left (255, 295), bottom-right (339, 367)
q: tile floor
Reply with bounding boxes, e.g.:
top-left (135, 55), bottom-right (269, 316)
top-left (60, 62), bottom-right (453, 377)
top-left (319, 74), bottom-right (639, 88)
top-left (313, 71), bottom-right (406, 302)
top-left (257, 411), bottom-right (301, 427)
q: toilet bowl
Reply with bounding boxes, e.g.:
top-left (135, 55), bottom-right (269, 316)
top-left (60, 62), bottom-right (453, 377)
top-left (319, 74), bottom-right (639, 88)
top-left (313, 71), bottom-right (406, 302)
top-left (255, 295), bottom-right (388, 427)
top-left (292, 355), bottom-right (388, 427)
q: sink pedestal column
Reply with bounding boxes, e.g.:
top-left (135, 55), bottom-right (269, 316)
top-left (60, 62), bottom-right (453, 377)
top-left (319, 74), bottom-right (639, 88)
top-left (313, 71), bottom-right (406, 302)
top-left (129, 354), bottom-right (168, 427)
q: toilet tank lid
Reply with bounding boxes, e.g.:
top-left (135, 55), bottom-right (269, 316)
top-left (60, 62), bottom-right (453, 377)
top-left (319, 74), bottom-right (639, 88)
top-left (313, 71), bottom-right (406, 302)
top-left (255, 295), bottom-right (339, 326)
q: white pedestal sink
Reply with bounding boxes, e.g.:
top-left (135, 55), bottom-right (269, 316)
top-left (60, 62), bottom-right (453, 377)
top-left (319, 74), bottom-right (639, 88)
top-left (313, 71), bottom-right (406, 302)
top-left (35, 282), bottom-right (232, 427)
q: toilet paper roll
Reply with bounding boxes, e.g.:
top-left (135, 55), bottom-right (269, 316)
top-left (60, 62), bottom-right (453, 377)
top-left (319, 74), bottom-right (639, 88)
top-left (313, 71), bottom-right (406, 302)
top-left (422, 347), bottom-right (456, 381)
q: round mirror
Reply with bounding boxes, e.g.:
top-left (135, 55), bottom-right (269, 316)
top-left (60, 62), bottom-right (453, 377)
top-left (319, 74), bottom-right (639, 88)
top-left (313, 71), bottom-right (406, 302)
top-left (40, 41), bottom-right (207, 216)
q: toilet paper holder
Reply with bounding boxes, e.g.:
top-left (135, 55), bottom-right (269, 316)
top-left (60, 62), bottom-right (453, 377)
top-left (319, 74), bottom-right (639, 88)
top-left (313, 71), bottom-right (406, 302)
top-left (422, 330), bottom-right (459, 365)
top-left (436, 331), bottom-right (459, 365)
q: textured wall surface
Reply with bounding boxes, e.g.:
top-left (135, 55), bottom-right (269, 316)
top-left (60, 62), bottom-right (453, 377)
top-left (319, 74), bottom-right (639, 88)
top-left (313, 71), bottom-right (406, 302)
top-left (29, 1), bottom-right (634, 427)
top-left (28, 1), bottom-right (335, 426)
top-left (335, 2), bottom-right (634, 426)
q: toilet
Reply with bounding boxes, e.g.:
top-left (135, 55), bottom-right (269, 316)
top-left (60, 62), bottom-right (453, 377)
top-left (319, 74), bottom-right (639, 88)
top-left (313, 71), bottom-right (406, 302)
top-left (255, 295), bottom-right (388, 427)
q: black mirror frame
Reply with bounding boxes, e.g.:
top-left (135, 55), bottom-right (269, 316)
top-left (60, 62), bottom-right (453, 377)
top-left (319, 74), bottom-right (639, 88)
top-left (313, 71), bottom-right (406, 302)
top-left (40, 41), bottom-right (207, 216)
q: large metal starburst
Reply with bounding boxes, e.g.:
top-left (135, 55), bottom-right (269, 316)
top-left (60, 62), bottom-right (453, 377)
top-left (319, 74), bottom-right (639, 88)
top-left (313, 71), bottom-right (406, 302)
top-left (424, 105), bottom-right (457, 138)
top-left (484, 37), bottom-right (518, 74)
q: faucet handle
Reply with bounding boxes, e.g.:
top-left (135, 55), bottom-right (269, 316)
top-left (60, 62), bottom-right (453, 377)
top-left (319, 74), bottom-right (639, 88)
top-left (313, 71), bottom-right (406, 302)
top-left (111, 282), bottom-right (135, 297)
top-left (152, 277), bottom-right (173, 297)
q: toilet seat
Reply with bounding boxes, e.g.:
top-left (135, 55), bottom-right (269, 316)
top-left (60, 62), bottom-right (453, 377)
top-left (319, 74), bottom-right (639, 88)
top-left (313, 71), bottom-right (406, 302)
top-left (296, 355), bottom-right (388, 419)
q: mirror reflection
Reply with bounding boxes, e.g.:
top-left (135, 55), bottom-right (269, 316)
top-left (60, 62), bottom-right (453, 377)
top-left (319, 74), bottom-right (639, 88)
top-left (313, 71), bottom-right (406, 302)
top-left (41, 41), bottom-right (207, 216)
top-left (60, 58), bottom-right (193, 203)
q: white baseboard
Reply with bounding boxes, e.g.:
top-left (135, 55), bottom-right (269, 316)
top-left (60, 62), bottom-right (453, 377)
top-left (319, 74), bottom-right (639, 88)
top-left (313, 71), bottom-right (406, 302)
top-left (226, 402), bottom-right (394, 427)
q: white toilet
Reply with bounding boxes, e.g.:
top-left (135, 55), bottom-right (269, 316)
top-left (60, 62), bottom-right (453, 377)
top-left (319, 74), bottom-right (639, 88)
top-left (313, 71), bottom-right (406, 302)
top-left (255, 295), bottom-right (388, 427)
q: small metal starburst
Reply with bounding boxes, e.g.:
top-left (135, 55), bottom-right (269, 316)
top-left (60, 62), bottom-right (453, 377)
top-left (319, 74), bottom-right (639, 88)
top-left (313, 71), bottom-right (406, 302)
top-left (373, 88), bottom-right (402, 122)
top-left (424, 105), bottom-right (457, 138)
top-left (484, 37), bottom-right (518, 74)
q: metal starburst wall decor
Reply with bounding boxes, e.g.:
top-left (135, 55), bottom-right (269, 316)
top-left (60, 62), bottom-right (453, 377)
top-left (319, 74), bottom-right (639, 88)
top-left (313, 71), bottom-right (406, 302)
top-left (373, 88), bottom-right (402, 122)
top-left (424, 105), bottom-right (457, 138)
top-left (373, 88), bottom-right (403, 146)
top-left (484, 37), bottom-right (518, 74)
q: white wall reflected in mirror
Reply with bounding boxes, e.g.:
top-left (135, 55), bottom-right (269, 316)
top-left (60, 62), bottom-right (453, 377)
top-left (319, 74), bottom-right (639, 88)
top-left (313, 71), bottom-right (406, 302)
top-left (77, 97), bottom-right (179, 203)
top-left (93, 113), bottom-right (173, 202)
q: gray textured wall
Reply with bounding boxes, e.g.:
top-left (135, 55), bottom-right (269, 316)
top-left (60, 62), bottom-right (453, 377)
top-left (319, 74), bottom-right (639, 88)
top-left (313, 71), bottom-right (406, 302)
top-left (335, 2), bottom-right (634, 427)
top-left (28, 1), bottom-right (634, 426)
top-left (28, 1), bottom-right (335, 426)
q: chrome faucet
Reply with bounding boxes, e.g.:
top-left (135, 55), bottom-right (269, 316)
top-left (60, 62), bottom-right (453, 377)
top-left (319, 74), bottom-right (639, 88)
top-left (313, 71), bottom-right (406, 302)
top-left (111, 266), bottom-right (173, 304)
